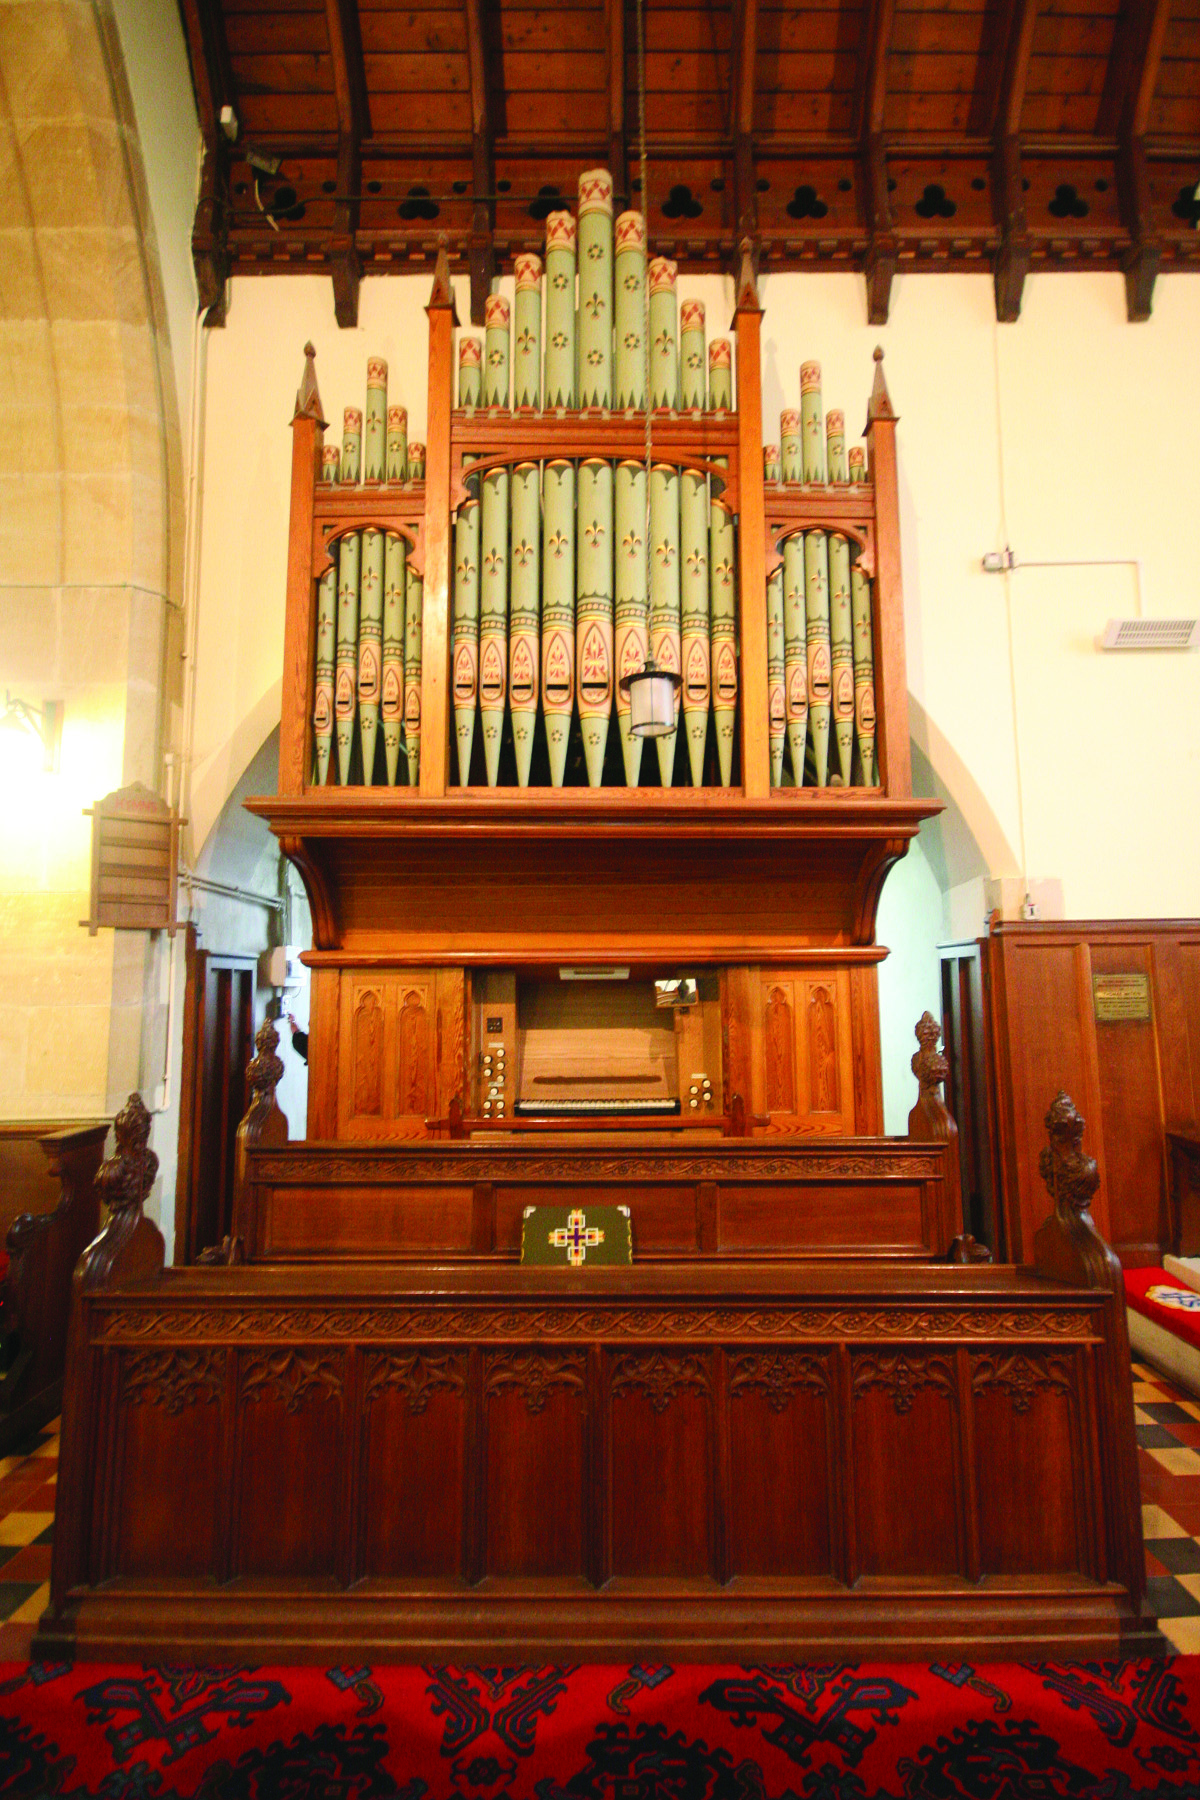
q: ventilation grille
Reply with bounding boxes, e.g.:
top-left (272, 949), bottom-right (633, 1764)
top-left (1099, 618), bottom-right (1200, 651)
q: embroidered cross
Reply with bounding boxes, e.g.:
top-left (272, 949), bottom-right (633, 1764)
top-left (549, 1207), bottom-right (605, 1267)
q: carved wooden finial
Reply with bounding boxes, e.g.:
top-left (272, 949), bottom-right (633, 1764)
top-left (911, 1010), bottom-right (948, 1101)
top-left (98, 1093), bottom-right (158, 1215)
top-left (247, 1016), bottom-right (285, 1112)
top-left (427, 235), bottom-right (460, 322)
top-left (1038, 1091), bottom-right (1100, 1221)
top-left (866, 344), bottom-right (897, 427)
top-left (79, 1093), bottom-right (165, 1291)
top-left (733, 236), bottom-right (762, 316)
top-left (292, 342), bottom-right (326, 426)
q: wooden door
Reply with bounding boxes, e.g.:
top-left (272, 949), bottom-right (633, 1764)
top-left (939, 943), bottom-right (1000, 1255)
top-left (176, 933), bottom-right (259, 1262)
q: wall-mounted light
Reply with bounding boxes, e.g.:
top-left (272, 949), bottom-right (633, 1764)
top-left (0, 691), bottom-right (62, 773)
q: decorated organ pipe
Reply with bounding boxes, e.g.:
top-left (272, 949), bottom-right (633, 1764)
top-left (649, 461), bottom-right (682, 785)
top-left (484, 295), bottom-right (510, 410)
top-left (509, 462), bottom-right (540, 786)
top-left (680, 298), bottom-right (705, 412)
top-left (541, 458), bottom-right (576, 786)
top-left (386, 405), bottom-right (407, 481)
top-left (459, 336), bottom-right (482, 409)
top-left (826, 408), bottom-right (847, 483)
top-left (479, 465), bottom-right (510, 786)
top-left (358, 525), bottom-right (384, 781)
top-left (364, 357), bottom-right (387, 483)
top-left (453, 478), bottom-right (481, 785)
top-left (766, 564), bottom-right (785, 788)
top-left (513, 255), bottom-right (542, 410)
top-left (680, 464), bottom-right (709, 786)
top-left (614, 212), bottom-right (646, 410)
top-left (708, 337), bottom-right (736, 787)
top-left (577, 170), bottom-right (613, 410)
top-left (408, 442), bottom-right (425, 480)
top-left (382, 530), bottom-right (406, 785)
top-left (614, 459), bottom-right (648, 787)
top-left (852, 561), bottom-right (876, 785)
top-left (783, 533), bottom-right (807, 785)
top-left (544, 212), bottom-right (576, 409)
top-left (648, 257), bottom-right (679, 410)
top-left (576, 458), bottom-right (614, 785)
top-left (801, 361), bottom-right (825, 484)
top-left (404, 559), bottom-right (422, 786)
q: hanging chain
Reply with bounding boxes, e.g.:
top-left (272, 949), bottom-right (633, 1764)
top-left (636, 0), bottom-right (652, 633)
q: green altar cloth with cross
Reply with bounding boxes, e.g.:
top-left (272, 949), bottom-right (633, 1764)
top-left (520, 1204), bottom-right (632, 1267)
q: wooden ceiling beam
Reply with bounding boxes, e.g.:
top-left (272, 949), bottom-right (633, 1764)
top-left (731, 0), bottom-right (760, 267)
top-left (607, 0), bottom-right (626, 205)
top-left (464, 0), bottom-right (495, 325)
top-left (179, 0), bottom-right (235, 326)
top-left (859, 0), bottom-right (898, 324)
top-left (1117, 0), bottom-right (1173, 319)
top-left (324, 0), bottom-right (368, 327)
top-left (991, 0), bottom-right (1040, 322)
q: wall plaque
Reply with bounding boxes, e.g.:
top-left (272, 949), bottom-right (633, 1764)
top-left (1093, 972), bottom-right (1151, 1023)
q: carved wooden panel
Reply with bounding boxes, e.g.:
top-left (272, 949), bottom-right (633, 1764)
top-left (236, 1350), bottom-right (344, 1577)
top-left (338, 969), bottom-right (456, 1139)
top-left (972, 1350), bottom-right (1084, 1577)
top-left (728, 1352), bottom-right (834, 1576)
top-left (116, 1350), bottom-right (225, 1580)
top-left (362, 1351), bottom-right (467, 1578)
top-left (753, 967), bottom-right (856, 1134)
top-left (851, 1351), bottom-right (961, 1577)
top-left (484, 1351), bottom-right (587, 1577)
top-left (610, 1352), bottom-right (713, 1578)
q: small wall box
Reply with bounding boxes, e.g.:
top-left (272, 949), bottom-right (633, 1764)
top-left (82, 783), bottom-right (183, 936)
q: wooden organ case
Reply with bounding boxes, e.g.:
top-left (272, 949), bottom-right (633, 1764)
top-left (39, 227), bottom-right (1150, 1664)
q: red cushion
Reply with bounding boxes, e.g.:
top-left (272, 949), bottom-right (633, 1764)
top-left (1124, 1265), bottom-right (1200, 1353)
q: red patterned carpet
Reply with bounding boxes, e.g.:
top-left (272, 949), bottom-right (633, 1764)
top-left (3, 1658), bottom-right (1200, 1797)
top-left (5, 1358), bottom-right (1200, 1793)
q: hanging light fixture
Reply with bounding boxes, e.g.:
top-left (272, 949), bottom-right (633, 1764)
top-left (620, 0), bottom-right (682, 743)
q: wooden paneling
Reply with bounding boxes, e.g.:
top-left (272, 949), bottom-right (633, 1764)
top-left (983, 922), bottom-right (1200, 1265)
top-left (752, 967), bottom-right (856, 1134)
top-left (239, 1136), bottom-right (960, 1262)
top-left (337, 968), bottom-right (461, 1137)
top-left (42, 1259), bottom-right (1149, 1661)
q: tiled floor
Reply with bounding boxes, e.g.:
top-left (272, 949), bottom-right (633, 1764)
top-left (0, 1414), bottom-right (57, 1661)
top-left (2, 1371), bottom-right (1200, 1658)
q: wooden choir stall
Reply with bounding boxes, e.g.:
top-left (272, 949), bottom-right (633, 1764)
top-left (39, 196), bottom-right (1149, 1662)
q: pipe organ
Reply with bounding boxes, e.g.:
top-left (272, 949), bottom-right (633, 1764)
top-left (42, 169), bottom-right (1149, 1672)
top-left (304, 172), bottom-right (883, 795)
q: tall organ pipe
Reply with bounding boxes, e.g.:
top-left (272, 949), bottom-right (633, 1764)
top-left (614, 459), bottom-right (647, 787)
top-left (542, 458), bottom-right (576, 785)
top-left (509, 462), bottom-right (540, 786)
top-left (577, 170), bottom-right (614, 410)
top-left (577, 458), bottom-right (614, 786)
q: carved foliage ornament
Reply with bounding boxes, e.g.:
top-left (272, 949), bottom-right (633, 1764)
top-left (728, 1350), bottom-right (829, 1411)
top-left (365, 1350), bottom-right (465, 1413)
top-left (122, 1347), bottom-right (224, 1413)
top-left (240, 1349), bottom-right (343, 1413)
top-left (852, 1351), bottom-right (956, 1414)
top-left (971, 1351), bottom-right (1075, 1413)
top-left (611, 1351), bottom-right (712, 1413)
top-left (95, 1304), bottom-right (1098, 1344)
top-left (484, 1350), bottom-right (586, 1414)
top-left (249, 1149), bottom-right (944, 1184)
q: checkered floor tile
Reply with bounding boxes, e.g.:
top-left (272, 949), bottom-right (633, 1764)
top-left (0, 1415), bottom-right (57, 1659)
top-left (2, 1371), bottom-right (1200, 1656)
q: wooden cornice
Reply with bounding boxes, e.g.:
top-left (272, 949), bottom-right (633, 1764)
top-left (179, 0), bottom-right (235, 326)
top-left (465, 0), bottom-right (495, 325)
top-left (1113, 0), bottom-right (1174, 320)
top-left (859, 0), bottom-right (897, 325)
top-left (607, 0), bottom-right (626, 205)
top-left (991, 0), bottom-right (1039, 322)
top-left (729, 0), bottom-right (760, 269)
top-left (325, 0), bottom-right (368, 327)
